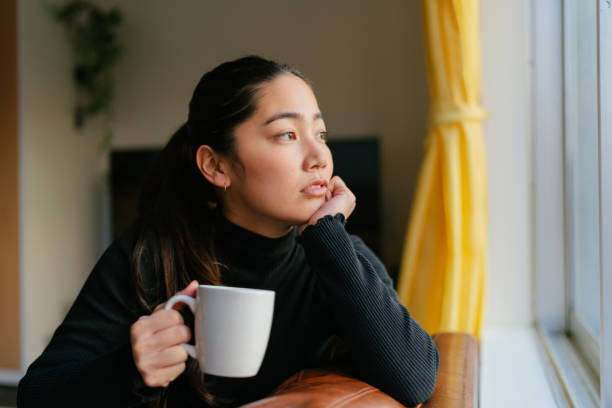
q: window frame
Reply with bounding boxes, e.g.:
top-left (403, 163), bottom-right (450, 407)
top-left (532, 0), bottom-right (612, 406)
top-left (597, 1), bottom-right (612, 405)
top-left (562, 0), bottom-right (601, 377)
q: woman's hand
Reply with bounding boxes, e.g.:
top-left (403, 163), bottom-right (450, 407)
top-left (130, 280), bottom-right (199, 388)
top-left (299, 176), bottom-right (356, 233)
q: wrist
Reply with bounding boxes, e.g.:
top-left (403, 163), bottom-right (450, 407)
top-left (305, 212), bottom-right (346, 231)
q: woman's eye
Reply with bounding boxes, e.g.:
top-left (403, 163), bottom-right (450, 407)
top-left (317, 131), bottom-right (328, 141)
top-left (277, 132), bottom-right (296, 141)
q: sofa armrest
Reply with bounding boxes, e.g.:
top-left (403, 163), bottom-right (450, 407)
top-left (241, 332), bottom-right (478, 408)
top-left (423, 333), bottom-right (478, 408)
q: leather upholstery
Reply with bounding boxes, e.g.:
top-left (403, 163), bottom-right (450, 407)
top-left (240, 333), bottom-right (478, 408)
top-left (241, 368), bottom-right (407, 408)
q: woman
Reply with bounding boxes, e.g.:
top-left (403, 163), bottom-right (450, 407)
top-left (17, 56), bottom-right (439, 407)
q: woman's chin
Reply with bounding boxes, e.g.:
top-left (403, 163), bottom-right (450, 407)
top-left (279, 200), bottom-right (326, 226)
top-left (287, 212), bottom-right (317, 227)
top-left (290, 216), bottom-right (312, 227)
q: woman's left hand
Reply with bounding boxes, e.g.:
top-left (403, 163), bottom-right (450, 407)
top-left (299, 176), bottom-right (356, 233)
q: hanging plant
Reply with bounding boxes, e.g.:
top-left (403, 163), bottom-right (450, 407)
top-left (52, 1), bottom-right (123, 151)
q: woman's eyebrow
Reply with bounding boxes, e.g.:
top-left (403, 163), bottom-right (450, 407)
top-left (262, 112), bottom-right (323, 126)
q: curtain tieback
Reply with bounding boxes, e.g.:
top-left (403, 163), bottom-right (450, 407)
top-left (428, 103), bottom-right (488, 129)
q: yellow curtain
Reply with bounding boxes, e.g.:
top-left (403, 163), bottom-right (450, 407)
top-left (396, 0), bottom-right (488, 338)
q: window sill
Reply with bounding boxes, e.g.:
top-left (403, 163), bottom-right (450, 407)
top-left (480, 326), bottom-right (560, 407)
top-left (538, 327), bottom-right (599, 407)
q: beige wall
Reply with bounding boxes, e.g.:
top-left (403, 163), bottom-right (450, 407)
top-left (0, 0), bottom-right (20, 370)
top-left (19, 0), bottom-right (105, 365)
top-left (102, 0), bottom-right (429, 267)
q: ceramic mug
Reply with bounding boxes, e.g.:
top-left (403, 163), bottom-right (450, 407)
top-left (165, 285), bottom-right (275, 378)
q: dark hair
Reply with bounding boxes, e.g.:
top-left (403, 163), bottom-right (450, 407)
top-left (130, 56), bottom-right (309, 407)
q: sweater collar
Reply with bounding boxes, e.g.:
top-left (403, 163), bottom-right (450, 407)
top-left (213, 210), bottom-right (297, 263)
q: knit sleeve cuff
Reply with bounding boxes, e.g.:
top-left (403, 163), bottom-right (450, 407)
top-left (306, 213), bottom-right (347, 229)
top-left (299, 213), bottom-right (346, 238)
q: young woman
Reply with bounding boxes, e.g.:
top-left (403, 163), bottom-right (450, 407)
top-left (17, 56), bottom-right (439, 407)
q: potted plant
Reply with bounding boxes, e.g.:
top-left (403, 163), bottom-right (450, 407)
top-left (53, 1), bottom-right (123, 152)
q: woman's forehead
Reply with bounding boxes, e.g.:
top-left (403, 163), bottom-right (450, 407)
top-left (253, 74), bottom-right (321, 119)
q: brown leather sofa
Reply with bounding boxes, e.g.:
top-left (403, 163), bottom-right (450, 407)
top-left (241, 333), bottom-right (478, 408)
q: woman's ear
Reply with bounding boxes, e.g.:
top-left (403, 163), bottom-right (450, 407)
top-left (196, 145), bottom-right (231, 188)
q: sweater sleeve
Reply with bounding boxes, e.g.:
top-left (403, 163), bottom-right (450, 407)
top-left (17, 226), bottom-right (164, 407)
top-left (299, 214), bottom-right (440, 406)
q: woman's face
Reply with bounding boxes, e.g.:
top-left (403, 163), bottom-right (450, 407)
top-left (221, 73), bottom-right (333, 237)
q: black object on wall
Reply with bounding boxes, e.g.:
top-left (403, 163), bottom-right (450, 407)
top-left (111, 137), bottom-right (380, 255)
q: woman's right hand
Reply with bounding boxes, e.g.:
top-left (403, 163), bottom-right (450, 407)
top-left (130, 280), bottom-right (199, 387)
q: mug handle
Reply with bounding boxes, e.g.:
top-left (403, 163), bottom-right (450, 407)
top-left (164, 294), bottom-right (197, 358)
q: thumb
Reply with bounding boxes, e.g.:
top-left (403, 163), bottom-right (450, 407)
top-left (177, 280), bottom-right (199, 298)
top-left (155, 280), bottom-right (199, 312)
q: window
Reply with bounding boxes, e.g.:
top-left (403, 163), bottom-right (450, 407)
top-left (532, 0), bottom-right (612, 406)
top-left (564, 0), bottom-right (600, 372)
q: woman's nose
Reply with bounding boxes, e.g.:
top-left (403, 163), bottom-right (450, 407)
top-left (303, 138), bottom-right (328, 171)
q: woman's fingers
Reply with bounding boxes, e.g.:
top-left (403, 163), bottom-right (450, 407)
top-left (299, 176), bottom-right (356, 234)
top-left (133, 309), bottom-right (184, 336)
top-left (131, 281), bottom-right (199, 388)
top-left (331, 176), bottom-right (356, 214)
top-left (156, 345), bottom-right (190, 368)
top-left (132, 326), bottom-right (192, 387)
top-left (157, 362), bottom-right (188, 387)
top-left (140, 360), bottom-right (187, 388)
top-left (320, 176), bottom-right (356, 217)
top-left (176, 280), bottom-right (199, 298)
top-left (134, 323), bottom-right (191, 354)
top-left (328, 176), bottom-right (353, 198)
top-left (135, 344), bottom-right (188, 369)
top-left (149, 324), bottom-right (191, 351)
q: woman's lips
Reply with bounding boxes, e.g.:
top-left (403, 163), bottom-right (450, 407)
top-left (301, 184), bottom-right (328, 196)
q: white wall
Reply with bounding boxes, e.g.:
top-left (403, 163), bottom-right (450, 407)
top-left (481, 0), bottom-right (533, 326)
top-left (19, 0), bottom-right (107, 365)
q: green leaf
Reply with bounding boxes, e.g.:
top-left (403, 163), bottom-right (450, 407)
top-left (51, 0), bottom-right (122, 141)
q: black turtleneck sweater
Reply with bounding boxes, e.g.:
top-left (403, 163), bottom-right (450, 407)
top-left (17, 213), bottom-right (439, 407)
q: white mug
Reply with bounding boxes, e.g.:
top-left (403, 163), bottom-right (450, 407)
top-left (165, 285), bottom-right (275, 378)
